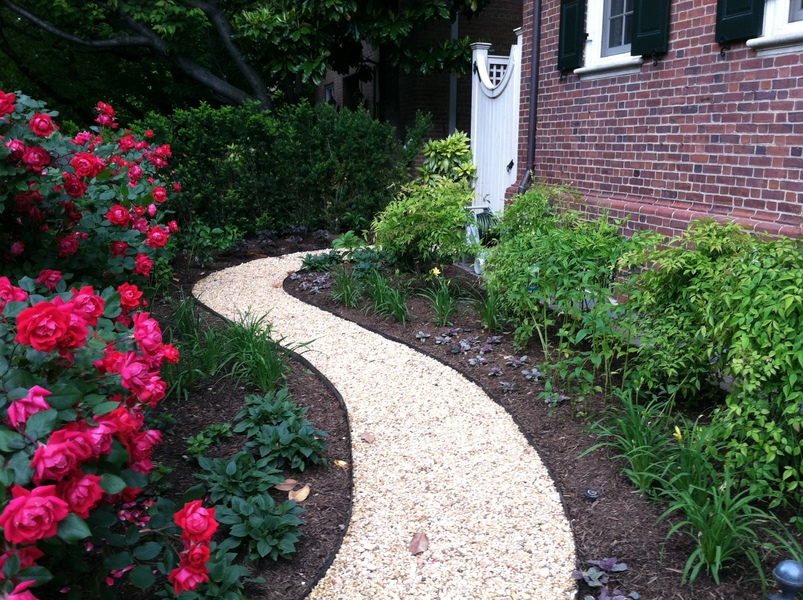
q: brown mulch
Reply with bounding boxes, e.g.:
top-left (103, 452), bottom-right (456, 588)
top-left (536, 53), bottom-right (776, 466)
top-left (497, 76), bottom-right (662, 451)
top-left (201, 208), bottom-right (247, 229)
top-left (144, 232), bottom-right (784, 600)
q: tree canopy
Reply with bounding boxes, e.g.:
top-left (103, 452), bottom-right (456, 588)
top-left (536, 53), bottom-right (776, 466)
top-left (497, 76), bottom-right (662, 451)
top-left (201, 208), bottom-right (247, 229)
top-left (0, 0), bottom-right (489, 120)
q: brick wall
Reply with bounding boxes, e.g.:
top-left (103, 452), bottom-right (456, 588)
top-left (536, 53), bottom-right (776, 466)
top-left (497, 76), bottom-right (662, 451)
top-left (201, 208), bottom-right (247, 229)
top-left (516, 0), bottom-right (803, 238)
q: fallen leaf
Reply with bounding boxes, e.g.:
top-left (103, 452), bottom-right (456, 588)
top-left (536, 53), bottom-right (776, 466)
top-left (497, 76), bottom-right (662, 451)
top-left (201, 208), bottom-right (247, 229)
top-left (333, 459), bottom-right (350, 469)
top-left (360, 431), bottom-right (375, 443)
top-left (272, 282), bottom-right (282, 288)
top-left (408, 532), bottom-right (429, 555)
top-left (275, 479), bottom-right (298, 491)
top-left (289, 484), bottom-right (310, 502)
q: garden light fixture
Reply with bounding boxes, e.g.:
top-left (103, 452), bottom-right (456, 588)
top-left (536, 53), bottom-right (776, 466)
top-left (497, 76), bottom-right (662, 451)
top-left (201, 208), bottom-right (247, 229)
top-left (768, 560), bottom-right (803, 600)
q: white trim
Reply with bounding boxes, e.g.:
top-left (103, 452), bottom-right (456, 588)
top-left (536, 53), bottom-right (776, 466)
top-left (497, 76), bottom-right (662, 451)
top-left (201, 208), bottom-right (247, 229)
top-left (747, 0), bottom-right (803, 55)
top-left (575, 55), bottom-right (644, 80)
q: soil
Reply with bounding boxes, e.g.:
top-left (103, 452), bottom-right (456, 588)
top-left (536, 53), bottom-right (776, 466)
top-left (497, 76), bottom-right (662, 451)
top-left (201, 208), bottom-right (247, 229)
top-left (150, 231), bottom-right (784, 600)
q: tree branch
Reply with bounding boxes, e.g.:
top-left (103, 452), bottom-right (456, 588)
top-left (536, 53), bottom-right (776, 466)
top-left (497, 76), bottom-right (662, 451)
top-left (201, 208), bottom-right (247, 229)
top-left (1, 0), bottom-right (151, 47)
top-left (185, 0), bottom-right (272, 110)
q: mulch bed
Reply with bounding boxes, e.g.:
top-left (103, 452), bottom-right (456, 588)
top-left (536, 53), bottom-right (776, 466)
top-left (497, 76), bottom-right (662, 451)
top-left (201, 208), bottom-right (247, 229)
top-left (148, 232), bottom-right (784, 600)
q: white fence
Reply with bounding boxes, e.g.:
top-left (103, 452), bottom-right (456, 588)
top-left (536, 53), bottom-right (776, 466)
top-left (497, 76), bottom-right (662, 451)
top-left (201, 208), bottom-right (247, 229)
top-left (470, 29), bottom-right (522, 217)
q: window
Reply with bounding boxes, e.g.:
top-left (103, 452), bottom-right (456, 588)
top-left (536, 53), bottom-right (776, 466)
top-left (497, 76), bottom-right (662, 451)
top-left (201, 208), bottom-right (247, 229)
top-left (574, 0), bottom-right (643, 78)
top-left (743, 0), bottom-right (803, 54)
top-left (558, 0), bottom-right (670, 79)
top-left (602, 0), bottom-right (634, 56)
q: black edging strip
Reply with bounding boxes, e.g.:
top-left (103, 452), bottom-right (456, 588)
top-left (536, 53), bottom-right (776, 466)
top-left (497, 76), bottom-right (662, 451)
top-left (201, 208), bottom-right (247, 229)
top-left (281, 275), bottom-right (582, 599)
top-left (191, 296), bottom-right (354, 600)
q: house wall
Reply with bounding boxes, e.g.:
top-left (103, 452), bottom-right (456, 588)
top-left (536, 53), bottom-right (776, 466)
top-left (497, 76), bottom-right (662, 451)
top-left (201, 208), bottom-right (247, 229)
top-left (516, 0), bottom-right (803, 238)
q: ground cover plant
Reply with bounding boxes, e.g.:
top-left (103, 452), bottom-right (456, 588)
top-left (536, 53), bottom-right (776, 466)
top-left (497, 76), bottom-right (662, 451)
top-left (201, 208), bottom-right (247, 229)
top-left (285, 187), bottom-right (803, 600)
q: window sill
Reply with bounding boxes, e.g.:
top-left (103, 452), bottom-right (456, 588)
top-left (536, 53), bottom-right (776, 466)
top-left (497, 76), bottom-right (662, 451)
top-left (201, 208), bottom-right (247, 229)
top-left (747, 29), bottom-right (803, 56)
top-left (574, 55), bottom-right (644, 80)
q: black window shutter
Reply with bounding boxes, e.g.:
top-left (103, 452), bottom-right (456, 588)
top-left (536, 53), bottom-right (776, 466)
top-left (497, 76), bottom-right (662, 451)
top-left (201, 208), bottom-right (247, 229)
top-left (716, 0), bottom-right (764, 44)
top-left (631, 0), bottom-right (671, 57)
top-left (557, 0), bottom-right (586, 72)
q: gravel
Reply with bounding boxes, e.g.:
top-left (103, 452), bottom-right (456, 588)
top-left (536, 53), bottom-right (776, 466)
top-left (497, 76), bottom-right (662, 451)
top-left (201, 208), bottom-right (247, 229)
top-left (193, 251), bottom-right (577, 600)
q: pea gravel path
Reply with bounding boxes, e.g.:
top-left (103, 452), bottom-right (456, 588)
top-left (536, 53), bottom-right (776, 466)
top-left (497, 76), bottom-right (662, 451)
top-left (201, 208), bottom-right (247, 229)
top-left (193, 252), bottom-right (577, 600)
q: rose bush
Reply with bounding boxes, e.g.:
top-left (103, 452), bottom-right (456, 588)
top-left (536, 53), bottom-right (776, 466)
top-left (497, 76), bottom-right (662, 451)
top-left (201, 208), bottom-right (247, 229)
top-left (0, 91), bottom-right (177, 295)
top-left (0, 93), bottom-right (217, 599)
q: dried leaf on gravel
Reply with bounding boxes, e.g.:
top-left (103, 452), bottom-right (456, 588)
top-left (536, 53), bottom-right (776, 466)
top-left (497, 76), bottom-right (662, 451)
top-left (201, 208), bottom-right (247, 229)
top-left (360, 431), bottom-right (376, 443)
top-left (273, 282), bottom-right (283, 288)
top-left (408, 532), bottom-right (429, 555)
top-left (275, 479), bottom-right (298, 491)
top-left (289, 484), bottom-right (311, 502)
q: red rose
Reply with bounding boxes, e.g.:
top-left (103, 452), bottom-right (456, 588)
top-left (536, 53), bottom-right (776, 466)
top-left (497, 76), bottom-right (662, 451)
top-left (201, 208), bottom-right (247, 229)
top-left (0, 276), bottom-right (28, 310)
top-left (174, 500), bottom-right (217, 543)
top-left (15, 301), bottom-right (70, 352)
top-left (7, 385), bottom-right (52, 428)
top-left (145, 225), bottom-right (169, 248)
top-left (133, 253), bottom-right (153, 277)
top-left (29, 113), bottom-right (55, 137)
top-left (118, 135), bottom-right (136, 151)
top-left (105, 205), bottom-right (130, 227)
top-left (117, 283), bottom-right (143, 311)
top-left (35, 269), bottom-right (62, 291)
top-left (0, 485), bottom-right (69, 544)
top-left (4, 138), bottom-right (24, 161)
top-left (152, 186), bottom-right (167, 204)
top-left (0, 91), bottom-right (16, 116)
top-left (62, 173), bottom-right (88, 198)
top-left (58, 234), bottom-right (80, 257)
top-left (22, 146), bottom-right (50, 172)
top-left (110, 241), bottom-right (129, 258)
top-left (70, 152), bottom-right (104, 178)
top-left (173, 182), bottom-right (182, 192)
top-left (96, 101), bottom-right (115, 117)
top-left (56, 471), bottom-right (104, 518)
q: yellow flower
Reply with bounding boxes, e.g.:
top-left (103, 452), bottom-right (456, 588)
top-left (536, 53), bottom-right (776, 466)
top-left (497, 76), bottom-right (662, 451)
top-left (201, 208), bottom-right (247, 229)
top-left (430, 267), bottom-right (441, 276)
top-left (672, 426), bottom-right (683, 441)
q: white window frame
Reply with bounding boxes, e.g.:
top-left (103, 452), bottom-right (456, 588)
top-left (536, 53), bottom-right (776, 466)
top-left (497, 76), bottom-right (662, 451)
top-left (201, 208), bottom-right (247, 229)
top-left (747, 0), bottom-right (803, 55)
top-left (575, 0), bottom-right (643, 80)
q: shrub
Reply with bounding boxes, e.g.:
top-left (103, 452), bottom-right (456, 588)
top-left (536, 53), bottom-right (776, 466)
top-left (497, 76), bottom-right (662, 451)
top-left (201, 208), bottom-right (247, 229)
top-left (0, 92), bottom-right (177, 294)
top-left (142, 101), bottom-right (423, 235)
top-left (372, 180), bottom-right (474, 270)
top-left (418, 130), bottom-right (476, 184)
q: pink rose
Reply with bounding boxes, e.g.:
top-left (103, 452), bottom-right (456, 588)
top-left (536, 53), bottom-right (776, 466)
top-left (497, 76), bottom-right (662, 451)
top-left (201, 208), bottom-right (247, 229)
top-left (15, 301), bottom-right (70, 352)
top-left (7, 386), bottom-right (52, 428)
top-left (0, 91), bottom-right (16, 117)
top-left (163, 344), bottom-right (180, 364)
top-left (56, 472), bottom-right (104, 518)
top-left (6, 579), bottom-right (37, 600)
top-left (132, 312), bottom-right (162, 355)
top-left (4, 138), bottom-right (24, 161)
top-left (22, 146), bottom-right (50, 172)
top-left (67, 285), bottom-right (104, 326)
top-left (29, 113), bottom-right (55, 137)
top-left (0, 485), bottom-right (69, 544)
top-left (9, 241), bottom-right (24, 256)
top-left (0, 276), bottom-right (28, 309)
top-left (110, 241), bottom-right (129, 258)
top-left (168, 559), bottom-right (209, 595)
top-left (168, 220), bottom-right (179, 232)
top-left (30, 428), bottom-right (94, 484)
top-left (35, 269), bottom-right (62, 291)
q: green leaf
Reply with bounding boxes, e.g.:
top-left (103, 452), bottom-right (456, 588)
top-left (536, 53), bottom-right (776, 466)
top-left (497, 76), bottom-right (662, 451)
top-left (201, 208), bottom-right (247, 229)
top-left (100, 474), bottom-right (127, 495)
top-left (56, 514), bottom-right (91, 542)
top-left (133, 541), bottom-right (162, 561)
top-left (47, 382), bottom-right (84, 410)
top-left (128, 564), bottom-right (156, 590)
top-left (17, 565), bottom-right (52, 586)
top-left (93, 401), bottom-right (121, 416)
top-left (121, 469), bottom-right (147, 489)
top-left (0, 429), bottom-right (26, 453)
top-left (25, 409), bottom-right (58, 440)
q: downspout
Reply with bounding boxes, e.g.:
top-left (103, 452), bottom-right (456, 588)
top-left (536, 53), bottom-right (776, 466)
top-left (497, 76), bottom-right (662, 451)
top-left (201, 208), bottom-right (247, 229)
top-left (517, 0), bottom-right (543, 194)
